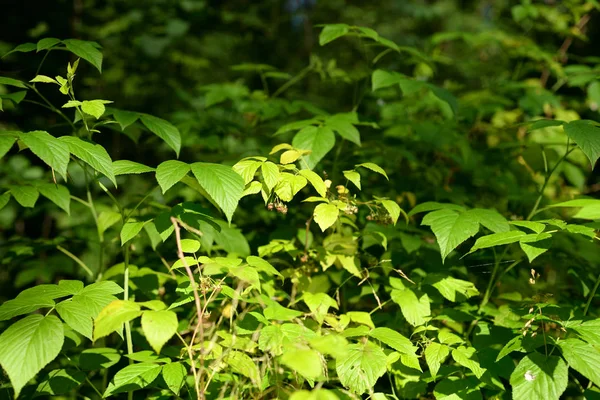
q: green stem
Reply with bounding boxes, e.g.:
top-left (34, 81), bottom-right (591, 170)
top-left (28, 85), bottom-right (76, 130)
top-left (272, 65), bottom-right (312, 98)
top-left (584, 273), bottom-right (600, 316)
top-left (527, 144), bottom-right (574, 220)
top-left (56, 245), bottom-right (93, 277)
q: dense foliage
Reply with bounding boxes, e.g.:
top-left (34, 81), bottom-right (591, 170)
top-left (2, 1), bottom-right (600, 399)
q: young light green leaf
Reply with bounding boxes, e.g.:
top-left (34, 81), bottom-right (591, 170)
top-left (261, 161), bottom-right (280, 190)
top-left (425, 342), bottom-right (450, 380)
top-left (274, 173), bottom-right (307, 202)
top-left (380, 199), bottom-right (402, 225)
top-left (356, 162), bottom-right (388, 179)
top-left (81, 100), bottom-right (112, 119)
top-left (30, 75), bottom-right (58, 84)
top-left (113, 160), bottom-right (155, 175)
top-left (0, 315), bottom-right (64, 398)
top-left (558, 338), bottom-right (600, 387)
top-left (314, 203), bottom-right (339, 231)
top-left (369, 327), bottom-right (417, 354)
top-left (180, 239), bottom-right (201, 253)
top-left (10, 185), bottom-right (39, 207)
top-left (336, 342), bottom-right (387, 394)
top-left (281, 349), bottom-right (323, 379)
top-left (191, 162), bottom-right (245, 223)
top-left (162, 362), bottom-right (186, 395)
top-left (156, 160), bottom-right (190, 193)
top-left (233, 159), bottom-right (263, 184)
top-left (319, 24), bottom-right (350, 46)
top-left (422, 209), bottom-right (480, 263)
top-left (299, 169), bottom-right (327, 197)
top-left (140, 114), bottom-right (181, 156)
top-left (63, 39), bottom-right (103, 72)
top-left (391, 288), bottom-right (430, 326)
top-left (246, 256), bottom-right (282, 277)
top-left (289, 389), bottom-right (340, 400)
top-left (292, 126), bottom-right (336, 170)
top-left (62, 100), bottom-right (82, 108)
top-left (563, 120), bottom-right (600, 166)
top-left (510, 353), bottom-right (568, 400)
top-left (93, 300), bottom-right (142, 341)
top-left (37, 183), bottom-right (70, 214)
top-left (20, 130), bottom-right (70, 180)
top-left (60, 136), bottom-right (116, 186)
top-left (121, 220), bottom-right (151, 245)
top-left (103, 363), bottom-right (162, 397)
top-left (141, 310), bottom-right (178, 354)
top-left (280, 149), bottom-right (303, 164)
top-left (343, 170), bottom-right (361, 190)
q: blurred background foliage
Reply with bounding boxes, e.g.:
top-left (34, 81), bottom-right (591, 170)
top-left (1, 0), bottom-right (600, 321)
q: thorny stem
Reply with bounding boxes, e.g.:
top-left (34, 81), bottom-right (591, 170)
top-left (171, 217), bottom-right (205, 400)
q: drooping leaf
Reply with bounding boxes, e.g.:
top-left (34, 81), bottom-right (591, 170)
top-left (336, 342), bottom-right (387, 394)
top-left (422, 209), bottom-right (480, 263)
top-left (140, 114), bottom-right (181, 156)
top-left (10, 185), bottom-right (39, 207)
top-left (0, 315), bottom-right (64, 398)
top-left (379, 199), bottom-right (402, 225)
top-left (299, 169), bottom-right (328, 197)
top-left (563, 120), bottom-right (600, 166)
top-left (519, 233), bottom-right (552, 262)
top-left (37, 183), bottom-right (70, 214)
top-left (103, 363), bottom-right (162, 397)
top-left (30, 75), bottom-right (58, 84)
top-left (0, 133), bottom-right (17, 159)
top-left (425, 342), bottom-right (450, 380)
top-left (292, 126), bottom-right (336, 170)
top-left (162, 362), bottom-right (186, 395)
top-left (156, 160), bottom-right (190, 193)
top-left (314, 203), bottom-right (339, 231)
top-left (113, 160), bottom-right (155, 175)
top-left (356, 162), bottom-right (388, 179)
top-left (59, 136), bottom-right (116, 186)
top-left (509, 353), bottom-right (568, 400)
top-left (93, 300), bottom-right (142, 341)
top-left (63, 39), bottom-right (103, 72)
top-left (141, 310), bottom-right (178, 354)
top-left (343, 170), bottom-right (361, 190)
top-left (190, 162), bottom-right (245, 223)
top-left (111, 109), bottom-right (140, 130)
top-left (19, 130), bottom-right (70, 180)
top-left (0, 192), bottom-right (11, 210)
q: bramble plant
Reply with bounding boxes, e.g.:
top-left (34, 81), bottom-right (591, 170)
top-left (2, 1), bottom-right (600, 399)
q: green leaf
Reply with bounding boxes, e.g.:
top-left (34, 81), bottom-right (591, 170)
top-left (263, 302), bottom-right (303, 321)
top-left (0, 133), bottom-right (17, 159)
top-left (299, 169), bottom-right (328, 197)
top-left (156, 160), bottom-right (190, 193)
top-left (280, 149), bottom-right (303, 164)
top-left (327, 115), bottom-right (361, 145)
top-left (425, 342), bottom-right (450, 380)
top-left (141, 310), bottom-right (178, 354)
top-left (180, 239), bottom-right (201, 253)
top-left (35, 368), bottom-right (85, 396)
top-left (162, 362), bottom-right (186, 395)
top-left (259, 323), bottom-right (312, 355)
top-left (527, 119), bottom-right (564, 131)
top-left (274, 172), bottom-right (307, 202)
top-left (73, 281), bottom-right (123, 316)
top-left (292, 126), bottom-right (336, 170)
top-left (380, 199), bottom-right (402, 225)
top-left (36, 38), bottom-right (61, 52)
top-left (63, 39), bottom-right (103, 72)
top-left (369, 327), bottom-right (417, 354)
top-left (261, 161), bottom-right (280, 190)
top-left (0, 294), bottom-right (55, 321)
top-left (0, 192), bottom-right (10, 210)
top-left (451, 346), bottom-right (486, 379)
top-left (121, 220), bottom-right (151, 245)
top-left (37, 183), bottom-right (70, 214)
top-left (0, 315), bottom-right (64, 398)
top-left (409, 201), bottom-right (466, 216)
top-left (319, 24), bottom-right (350, 46)
top-left (56, 297), bottom-right (95, 340)
top-left (19, 130), bottom-right (70, 180)
top-left (468, 231), bottom-right (526, 253)
top-left (390, 288), bottom-right (430, 326)
top-left (140, 114), bottom-right (181, 156)
top-left (356, 162), bottom-right (388, 179)
top-left (111, 109), bottom-right (140, 130)
top-left (190, 162), bottom-right (245, 223)
top-left (519, 233), bottom-right (552, 262)
top-left (81, 99), bottom-right (112, 119)
top-left (509, 353), bottom-right (568, 400)
top-left (0, 76), bottom-right (27, 88)
top-left (314, 203), bottom-right (339, 231)
top-left (571, 319), bottom-right (600, 346)
top-left (429, 275), bottom-right (479, 301)
top-left (233, 159), bottom-right (263, 184)
top-left (93, 300), bottom-right (142, 341)
top-left (422, 209), bottom-right (480, 263)
top-left (468, 208), bottom-right (509, 233)
top-left (59, 136), bottom-right (116, 186)
top-left (103, 363), bottom-right (162, 397)
top-left (303, 292), bottom-right (338, 324)
top-left (2, 42), bottom-right (37, 58)
top-left (433, 376), bottom-right (481, 400)
top-left (113, 160), bottom-right (155, 175)
top-left (558, 338), bottom-right (600, 387)
top-left (30, 75), bottom-right (58, 84)
top-left (226, 351), bottom-right (262, 385)
top-left (290, 389), bottom-right (340, 400)
top-left (372, 69), bottom-right (404, 91)
top-left (563, 120), bottom-right (600, 166)
top-left (281, 348), bottom-right (323, 379)
top-left (79, 347), bottom-right (121, 370)
top-left (10, 185), bottom-right (39, 207)
top-left (343, 170), bottom-right (361, 190)
top-left (510, 220), bottom-right (546, 233)
top-left (246, 256), bottom-right (282, 277)
top-left (62, 100), bottom-right (82, 108)
top-left (336, 342), bottom-right (387, 394)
